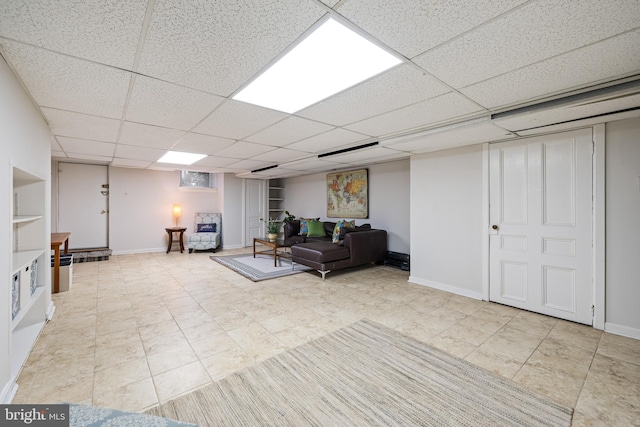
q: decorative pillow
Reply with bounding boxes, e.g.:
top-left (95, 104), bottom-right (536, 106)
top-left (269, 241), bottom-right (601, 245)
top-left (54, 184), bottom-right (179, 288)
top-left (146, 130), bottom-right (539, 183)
top-left (299, 217), bottom-right (320, 235)
top-left (306, 220), bottom-right (326, 237)
top-left (332, 219), bottom-right (355, 243)
top-left (197, 223), bottom-right (217, 233)
top-left (339, 223), bottom-right (371, 239)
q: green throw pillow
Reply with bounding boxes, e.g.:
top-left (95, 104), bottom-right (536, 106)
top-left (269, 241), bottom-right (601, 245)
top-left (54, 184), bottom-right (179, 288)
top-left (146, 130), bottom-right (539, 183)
top-left (306, 220), bottom-right (325, 237)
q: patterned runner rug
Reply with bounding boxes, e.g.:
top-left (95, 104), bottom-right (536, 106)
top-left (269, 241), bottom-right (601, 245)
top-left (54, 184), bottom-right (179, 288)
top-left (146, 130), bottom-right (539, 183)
top-left (147, 319), bottom-right (572, 426)
top-left (211, 253), bottom-right (311, 281)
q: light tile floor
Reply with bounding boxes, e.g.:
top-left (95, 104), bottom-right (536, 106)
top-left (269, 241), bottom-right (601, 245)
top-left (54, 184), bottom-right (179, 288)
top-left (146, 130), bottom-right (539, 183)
top-left (13, 249), bottom-right (640, 425)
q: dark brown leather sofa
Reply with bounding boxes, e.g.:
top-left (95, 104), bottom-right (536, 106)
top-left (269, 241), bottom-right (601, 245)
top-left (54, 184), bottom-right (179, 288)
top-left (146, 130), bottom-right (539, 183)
top-left (284, 220), bottom-right (387, 281)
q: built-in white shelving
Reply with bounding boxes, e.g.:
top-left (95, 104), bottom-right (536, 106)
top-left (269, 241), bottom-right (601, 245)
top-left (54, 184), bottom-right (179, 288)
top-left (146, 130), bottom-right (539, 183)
top-left (5, 166), bottom-right (51, 399)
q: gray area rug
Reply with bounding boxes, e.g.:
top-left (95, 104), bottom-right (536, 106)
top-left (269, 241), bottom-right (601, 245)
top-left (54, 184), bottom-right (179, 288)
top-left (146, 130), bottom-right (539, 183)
top-left (146, 319), bottom-right (572, 426)
top-left (211, 253), bottom-right (311, 281)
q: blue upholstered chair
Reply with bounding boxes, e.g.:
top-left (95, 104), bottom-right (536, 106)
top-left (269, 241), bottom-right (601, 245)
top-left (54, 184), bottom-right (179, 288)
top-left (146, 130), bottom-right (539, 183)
top-left (187, 213), bottom-right (221, 253)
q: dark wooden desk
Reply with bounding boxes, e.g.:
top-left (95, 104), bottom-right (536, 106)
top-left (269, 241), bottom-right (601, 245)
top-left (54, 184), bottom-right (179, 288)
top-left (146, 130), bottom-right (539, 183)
top-left (166, 227), bottom-right (187, 253)
top-left (51, 232), bottom-right (70, 294)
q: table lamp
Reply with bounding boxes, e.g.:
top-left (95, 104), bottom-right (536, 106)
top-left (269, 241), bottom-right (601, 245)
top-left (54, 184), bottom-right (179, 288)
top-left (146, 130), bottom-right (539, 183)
top-left (172, 204), bottom-right (182, 227)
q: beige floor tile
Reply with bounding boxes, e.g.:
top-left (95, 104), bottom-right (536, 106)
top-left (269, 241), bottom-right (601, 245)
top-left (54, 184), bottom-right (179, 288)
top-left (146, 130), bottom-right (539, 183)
top-left (426, 334), bottom-right (478, 359)
top-left (464, 348), bottom-right (523, 379)
top-left (142, 330), bottom-right (190, 356)
top-left (153, 361), bottom-right (211, 402)
top-left (147, 346), bottom-right (199, 376)
top-left (188, 333), bottom-right (239, 359)
top-left (94, 339), bottom-right (146, 371)
top-left (597, 331), bottom-right (640, 365)
top-left (93, 377), bottom-right (158, 412)
top-left (513, 364), bottom-right (584, 408)
top-left (93, 357), bottom-right (151, 394)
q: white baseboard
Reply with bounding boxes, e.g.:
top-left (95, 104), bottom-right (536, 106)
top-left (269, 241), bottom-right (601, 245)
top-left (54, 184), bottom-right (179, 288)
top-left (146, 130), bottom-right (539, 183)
top-left (408, 276), bottom-right (484, 301)
top-left (0, 381), bottom-right (18, 404)
top-left (604, 322), bottom-right (640, 340)
top-left (221, 244), bottom-right (244, 250)
top-left (111, 247), bottom-right (166, 255)
top-left (46, 301), bottom-right (56, 321)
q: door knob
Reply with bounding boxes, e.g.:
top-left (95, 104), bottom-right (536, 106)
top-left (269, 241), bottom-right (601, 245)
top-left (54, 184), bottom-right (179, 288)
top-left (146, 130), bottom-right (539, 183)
top-left (100, 210), bottom-right (106, 214)
top-left (492, 224), bottom-right (499, 230)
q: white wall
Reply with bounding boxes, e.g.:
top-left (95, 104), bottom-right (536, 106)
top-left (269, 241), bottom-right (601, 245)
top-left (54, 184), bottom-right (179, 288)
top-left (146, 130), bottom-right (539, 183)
top-left (0, 56), bottom-right (52, 401)
top-left (605, 117), bottom-right (640, 337)
top-left (409, 145), bottom-right (484, 299)
top-left (219, 173), bottom-right (244, 249)
top-left (283, 159), bottom-right (410, 254)
top-left (108, 167), bottom-right (220, 254)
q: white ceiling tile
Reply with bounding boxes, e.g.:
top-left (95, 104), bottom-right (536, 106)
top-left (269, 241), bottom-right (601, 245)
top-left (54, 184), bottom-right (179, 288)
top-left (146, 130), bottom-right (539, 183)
top-left (42, 108), bottom-right (121, 142)
top-left (119, 122), bottom-right (186, 149)
top-left (279, 157), bottom-right (348, 172)
top-left (225, 159), bottom-right (275, 171)
top-left (414, 0), bottom-right (640, 88)
top-left (0, 0), bottom-right (147, 69)
top-left (194, 156), bottom-right (245, 168)
top-left (320, 0), bottom-right (341, 7)
top-left (111, 159), bottom-right (153, 168)
top-left (299, 64), bottom-right (450, 126)
top-left (460, 29), bottom-right (640, 109)
top-left (193, 100), bottom-right (288, 139)
top-left (51, 138), bottom-right (62, 151)
top-left (115, 144), bottom-right (166, 162)
top-left (125, 75), bottom-right (225, 131)
top-left (250, 148), bottom-right (310, 163)
top-left (215, 141), bottom-right (275, 159)
top-left (386, 122), bottom-right (514, 153)
top-left (338, 0), bottom-right (527, 58)
top-left (515, 109), bottom-right (640, 136)
top-left (1, 40), bottom-right (130, 118)
top-left (64, 153), bottom-right (112, 163)
top-left (57, 137), bottom-right (116, 157)
top-left (345, 92), bottom-right (484, 137)
top-left (137, 0), bottom-right (326, 95)
top-left (285, 128), bottom-right (371, 153)
top-left (172, 133), bottom-right (235, 155)
top-left (245, 116), bottom-right (334, 146)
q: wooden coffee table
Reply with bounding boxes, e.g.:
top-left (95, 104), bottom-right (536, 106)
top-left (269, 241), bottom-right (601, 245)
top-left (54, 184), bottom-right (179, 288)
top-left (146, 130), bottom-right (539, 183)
top-left (253, 237), bottom-right (291, 266)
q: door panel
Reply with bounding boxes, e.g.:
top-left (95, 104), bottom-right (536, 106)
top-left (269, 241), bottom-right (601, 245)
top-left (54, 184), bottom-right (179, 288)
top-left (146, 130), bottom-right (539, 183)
top-left (244, 179), bottom-right (265, 247)
top-left (489, 129), bottom-right (593, 324)
top-left (58, 163), bottom-right (108, 249)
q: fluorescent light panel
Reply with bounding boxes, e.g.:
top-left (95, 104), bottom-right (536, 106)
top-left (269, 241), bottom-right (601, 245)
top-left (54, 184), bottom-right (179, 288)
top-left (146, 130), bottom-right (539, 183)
top-left (233, 18), bottom-right (402, 113)
top-left (158, 151), bottom-right (207, 165)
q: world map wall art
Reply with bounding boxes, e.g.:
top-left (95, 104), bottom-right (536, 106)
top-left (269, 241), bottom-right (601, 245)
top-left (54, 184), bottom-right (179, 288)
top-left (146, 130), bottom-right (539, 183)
top-left (326, 169), bottom-right (368, 218)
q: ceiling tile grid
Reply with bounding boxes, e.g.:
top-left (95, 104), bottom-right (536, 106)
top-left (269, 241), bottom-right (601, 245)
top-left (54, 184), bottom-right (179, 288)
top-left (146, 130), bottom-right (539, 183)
top-left (0, 0), bottom-right (638, 178)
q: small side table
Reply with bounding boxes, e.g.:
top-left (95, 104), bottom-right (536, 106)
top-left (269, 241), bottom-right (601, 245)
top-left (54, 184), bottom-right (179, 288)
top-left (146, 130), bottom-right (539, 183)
top-left (165, 227), bottom-right (187, 253)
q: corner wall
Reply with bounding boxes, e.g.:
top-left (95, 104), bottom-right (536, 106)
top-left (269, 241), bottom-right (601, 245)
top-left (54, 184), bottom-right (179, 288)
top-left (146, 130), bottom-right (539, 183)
top-left (409, 145), bottom-right (484, 298)
top-left (604, 117), bottom-right (640, 337)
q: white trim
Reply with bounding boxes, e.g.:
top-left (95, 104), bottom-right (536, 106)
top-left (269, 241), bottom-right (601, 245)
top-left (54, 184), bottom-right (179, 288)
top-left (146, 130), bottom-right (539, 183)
top-left (111, 247), bottom-right (165, 255)
top-left (46, 301), bottom-right (56, 321)
top-left (0, 381), bottom-right (18, 404)
top-left (481, 143), bottom-right (490, 301)
top-left (605, 322), bottom-right (640, 340)
top-left (592, 124), bottom-right (606, 330)
top-left (408, 276), bottom-right (484, 301)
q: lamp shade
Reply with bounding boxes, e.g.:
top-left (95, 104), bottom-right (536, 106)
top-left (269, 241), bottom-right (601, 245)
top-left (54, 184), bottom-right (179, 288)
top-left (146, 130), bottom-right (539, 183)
top-left (172, 204), bottom-right (182, 218)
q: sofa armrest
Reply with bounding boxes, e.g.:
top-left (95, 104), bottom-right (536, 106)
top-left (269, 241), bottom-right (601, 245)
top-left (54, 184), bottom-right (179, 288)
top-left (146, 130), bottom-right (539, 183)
top-left (343, 229), bottom-right (387, 265)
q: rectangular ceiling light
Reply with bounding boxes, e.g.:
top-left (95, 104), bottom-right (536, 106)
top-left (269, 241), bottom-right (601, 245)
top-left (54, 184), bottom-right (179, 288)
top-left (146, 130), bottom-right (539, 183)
top-left (233, 18), bottom-right (402, 114)
top-left (158, 151), bottom-right (207, 165)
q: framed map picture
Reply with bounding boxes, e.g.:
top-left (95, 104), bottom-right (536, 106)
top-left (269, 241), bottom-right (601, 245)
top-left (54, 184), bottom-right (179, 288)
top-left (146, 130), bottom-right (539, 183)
top-left (327, 169), bottom-right (368, 218)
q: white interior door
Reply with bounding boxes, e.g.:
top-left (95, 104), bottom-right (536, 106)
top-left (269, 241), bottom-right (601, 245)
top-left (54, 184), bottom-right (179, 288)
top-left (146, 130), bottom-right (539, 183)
top-left (489, 129), bottom-right (593, 324)
top-left (244, 179), bottom-right (265, 247)
top-left (58, 163), bottom-right (108, 249)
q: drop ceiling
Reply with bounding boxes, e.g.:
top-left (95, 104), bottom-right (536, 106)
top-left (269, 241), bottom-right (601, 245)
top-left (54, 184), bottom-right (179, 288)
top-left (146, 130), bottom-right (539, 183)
top-left (1, 0), bottom-right (639, 178)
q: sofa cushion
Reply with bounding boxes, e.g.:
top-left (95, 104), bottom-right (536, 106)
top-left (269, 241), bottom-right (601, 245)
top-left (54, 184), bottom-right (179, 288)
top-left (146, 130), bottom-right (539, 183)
top-left (292, 242), bottom-right (350, 263)
top-left (332, 220), bottom-right (355, 243)
top-left (299, 217), bottom-right (319, 235)
top-left (283, 220), bottom-right (300, 237)
top-left (306, 220), bottom-right (325, 237)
